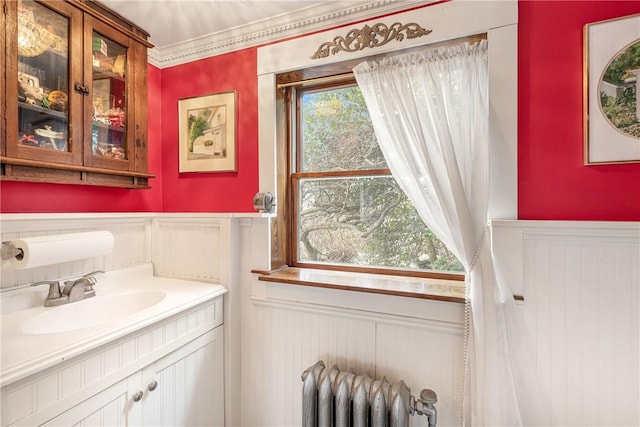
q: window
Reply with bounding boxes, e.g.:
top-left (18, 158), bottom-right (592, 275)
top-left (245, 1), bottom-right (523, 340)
top-left (285, 77), bottom-right (463, 278)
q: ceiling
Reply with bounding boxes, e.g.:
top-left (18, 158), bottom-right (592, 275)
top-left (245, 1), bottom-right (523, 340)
top-left (100, 0), bottom-right (427, 67)
top-left (101, 0), bottom-right (354, 49)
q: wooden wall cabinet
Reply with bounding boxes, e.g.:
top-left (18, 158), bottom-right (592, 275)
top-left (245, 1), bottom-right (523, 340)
top-left (1, 0), bottom-right (154, 189)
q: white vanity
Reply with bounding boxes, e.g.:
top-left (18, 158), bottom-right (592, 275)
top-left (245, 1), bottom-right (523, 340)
top-left (0, 264), bottom-right (226, 427)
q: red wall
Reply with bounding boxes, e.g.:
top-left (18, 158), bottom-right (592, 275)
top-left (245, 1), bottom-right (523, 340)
top-left (0, 65), bottom-right (164, 213)
top-left (159, 48), bottom-right (258, 212)
top-left (518, 0), bottom-right (640, 220)
top-left (2, 1), bottom-right (639, 220)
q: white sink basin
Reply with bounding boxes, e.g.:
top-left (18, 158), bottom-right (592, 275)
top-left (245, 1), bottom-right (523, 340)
top-left (21, 290), bottom-right (166, 335)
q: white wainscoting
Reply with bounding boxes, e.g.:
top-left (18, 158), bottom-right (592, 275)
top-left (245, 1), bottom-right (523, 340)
top-left (240, 218), bottom-right (640, 427)
top-left (3, 214), bottom-right (637, 426)
top-left (152, 215), bottom-right (231, 282)
top-left (238, 218), bottom-right (466, 427)
top-left (0, 214), bottom-right (238, 290)
top-left (0, 214), bottom-right (153, 291)
top-left (0, 213), bottom-right (244, 427)
top-left (494, 220), bottom-right (640, 427)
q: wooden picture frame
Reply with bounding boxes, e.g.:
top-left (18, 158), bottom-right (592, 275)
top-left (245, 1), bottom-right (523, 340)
top-left (584, 13), bottom-right (640, 165)
top-left (178, 91), bottom-right (237, 173)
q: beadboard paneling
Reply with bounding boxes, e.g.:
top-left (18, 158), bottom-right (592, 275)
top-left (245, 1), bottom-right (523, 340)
top-left (0, 214), bottom-right (235, 289)
top-left (495, 220), bottom-right (640, 427)
top-left (5, 214), bottom-right (635, 426)
top-left (376, 323), bottom-right (464, 425)
top-left (239, 218), bottom-right (465, 427)
top-left (0, 213), bottom-right (239, 426)
top-left (247, 301), bottom-right (376, 427)
top-left (243, 298), bottom-right (464, 427)
top-left (152, 217), bottom-right (230, 283)
top-left (241, 219), bottom-right (639, 427)
top-left (0, 215), bottom-right (152, 291)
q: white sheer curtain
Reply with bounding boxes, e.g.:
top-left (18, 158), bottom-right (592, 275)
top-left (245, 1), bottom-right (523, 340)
top-left (354, 41), bottom-right (545, 426)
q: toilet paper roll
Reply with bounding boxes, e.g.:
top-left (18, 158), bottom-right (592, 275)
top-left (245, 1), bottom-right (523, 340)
top-left (10, 231), bottom-right (115, 270)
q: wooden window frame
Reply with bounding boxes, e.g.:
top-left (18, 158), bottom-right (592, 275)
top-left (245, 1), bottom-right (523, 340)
top-left (280, 75), bottom-right (465, 282)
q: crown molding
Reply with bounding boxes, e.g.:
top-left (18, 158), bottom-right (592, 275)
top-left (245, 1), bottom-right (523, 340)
top-left (148, 0), bottom-right (433, 69)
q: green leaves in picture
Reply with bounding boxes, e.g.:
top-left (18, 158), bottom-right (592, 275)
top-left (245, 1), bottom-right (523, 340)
top-left (600, 40), bottom-right (640, 138)
top-left (187, 109), bottom-right (212, 152)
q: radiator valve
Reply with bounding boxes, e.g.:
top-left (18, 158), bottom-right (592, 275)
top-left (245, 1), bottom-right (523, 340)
top-left (412, 388), bottom-right (438, 427)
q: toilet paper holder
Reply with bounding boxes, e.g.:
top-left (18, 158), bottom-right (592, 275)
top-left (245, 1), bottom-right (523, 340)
top-left (1, 242), bottom-right (23, 261)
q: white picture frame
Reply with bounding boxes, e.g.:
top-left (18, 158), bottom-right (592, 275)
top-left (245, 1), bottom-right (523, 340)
top-left (584, 13), bottom-right (640, 165)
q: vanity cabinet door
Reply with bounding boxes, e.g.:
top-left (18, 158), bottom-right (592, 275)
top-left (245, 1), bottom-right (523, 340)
top-left (136, 327), bottom-right (225, 427)
top-left (32, 328), bottom-right (223, 427)
top-left (38, 377), bottom-right (132, 427)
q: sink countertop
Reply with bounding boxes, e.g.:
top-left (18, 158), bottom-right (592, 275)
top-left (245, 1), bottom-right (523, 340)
top-left (0, 264), bottom-right (227, 387)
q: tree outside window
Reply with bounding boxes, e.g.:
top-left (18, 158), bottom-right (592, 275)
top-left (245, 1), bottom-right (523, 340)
top-left (291, 81), bottom-right (462, 274)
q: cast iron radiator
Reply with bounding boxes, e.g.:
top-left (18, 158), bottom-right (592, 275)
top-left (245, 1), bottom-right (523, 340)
top-left (302, 360), bottom-right (438, 427)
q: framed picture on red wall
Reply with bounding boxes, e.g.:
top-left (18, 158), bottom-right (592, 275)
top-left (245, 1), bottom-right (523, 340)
top-left (178, 91), bottom-right (237, 173)
top-left (584, 13), bottom-right (640, 165)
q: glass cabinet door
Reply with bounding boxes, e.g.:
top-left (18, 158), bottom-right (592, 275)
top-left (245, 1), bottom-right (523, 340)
top-left (84, 16), bottom-right (133, 171)
top-left (91, 32), bottom-right (127, 161)
top-left (7, 0), bottom-right (82, 164)
top-left (3, 0), bottom-right (152, 188)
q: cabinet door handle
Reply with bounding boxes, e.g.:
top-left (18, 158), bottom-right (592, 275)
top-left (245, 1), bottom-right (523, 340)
top-left (147, 380), bottom-right (158, 392)
top-left (132, 390), bottom-right (144, 402)
top-left (74, 83), bottom-right (89, 96)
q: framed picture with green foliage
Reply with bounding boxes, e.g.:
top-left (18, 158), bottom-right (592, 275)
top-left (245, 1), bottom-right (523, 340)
top-left (178, 91), bottom-right (237, 172)
top-left (584, 13), bottom-right (640, 164)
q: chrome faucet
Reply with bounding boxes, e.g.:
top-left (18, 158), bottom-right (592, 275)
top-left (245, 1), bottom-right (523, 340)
top-left (31, 271), bottom-right (104, 307)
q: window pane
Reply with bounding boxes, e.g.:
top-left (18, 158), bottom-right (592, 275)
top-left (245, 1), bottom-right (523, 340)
top-left (298, 177), bottom-right (463, 272)
top-left (300, 85), bottom-right (387, 172)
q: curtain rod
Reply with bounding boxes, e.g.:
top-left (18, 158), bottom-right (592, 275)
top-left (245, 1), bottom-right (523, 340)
top-left (276, 33), bottom-right (487, 89)
top-left (276, 72), bottom-right (354, 89)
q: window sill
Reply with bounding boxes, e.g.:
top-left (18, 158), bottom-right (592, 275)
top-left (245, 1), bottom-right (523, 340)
top-left (255, 267), bottom-right (466, 303)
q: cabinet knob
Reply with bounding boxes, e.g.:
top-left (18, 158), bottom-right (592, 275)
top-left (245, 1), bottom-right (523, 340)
top-left (74, 83), bottom-right (89, 96)
top-left (147, 380), bottom-right (158, 392)
top-left (132, 391), bottom-right (144, 402)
